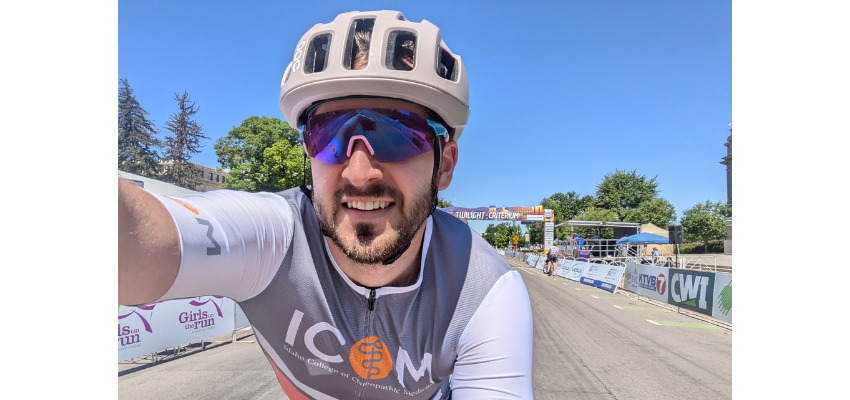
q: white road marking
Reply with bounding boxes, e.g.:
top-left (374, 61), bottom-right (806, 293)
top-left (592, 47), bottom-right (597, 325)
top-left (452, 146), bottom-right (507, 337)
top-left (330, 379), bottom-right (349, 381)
top-left (575, 288), bottom-right (582, 291)
top-left (562, 283), bottom-right (569, 286)
top-left (591, 295), bottom-right (599, 298)
top-left (647, 320), bottom-right (660, 325)
top-left (613, 305), bottom-right (623, 309)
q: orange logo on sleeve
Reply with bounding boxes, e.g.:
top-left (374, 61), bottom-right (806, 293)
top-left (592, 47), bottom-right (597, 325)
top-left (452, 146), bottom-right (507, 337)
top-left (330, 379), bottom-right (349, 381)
top-left (167, 198), bottom-right (199, 215)
top-left (349, 336), bottom-right (392, 380)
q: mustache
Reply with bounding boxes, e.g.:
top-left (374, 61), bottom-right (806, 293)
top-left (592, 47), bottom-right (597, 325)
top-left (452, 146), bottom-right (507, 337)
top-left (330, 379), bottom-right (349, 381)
top-left (332, 182), bottom-right (403, 205)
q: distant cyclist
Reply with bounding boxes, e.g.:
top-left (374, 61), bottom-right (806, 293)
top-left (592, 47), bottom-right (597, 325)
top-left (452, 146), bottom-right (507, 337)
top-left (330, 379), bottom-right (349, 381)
top-left (546, 244), bottom-right (560, 275)
top-left (118, 10), bottom-right (532, 399)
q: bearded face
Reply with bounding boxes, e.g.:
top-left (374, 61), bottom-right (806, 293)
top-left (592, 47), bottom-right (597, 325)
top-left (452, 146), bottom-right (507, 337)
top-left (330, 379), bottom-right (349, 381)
top-left (313, 180), bottom-right (431, 265)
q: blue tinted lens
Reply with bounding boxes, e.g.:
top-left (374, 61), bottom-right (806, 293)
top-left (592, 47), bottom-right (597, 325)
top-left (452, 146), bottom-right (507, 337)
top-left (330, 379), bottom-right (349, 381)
top-left (303, 109), bottom-right (444, 164)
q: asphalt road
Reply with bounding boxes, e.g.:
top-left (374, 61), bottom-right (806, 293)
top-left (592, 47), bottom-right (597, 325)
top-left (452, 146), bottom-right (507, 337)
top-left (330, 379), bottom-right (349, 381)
top-left (509, 257), bottom-right (731, 399)
top-left (118, 257), bottom-right (731, 399)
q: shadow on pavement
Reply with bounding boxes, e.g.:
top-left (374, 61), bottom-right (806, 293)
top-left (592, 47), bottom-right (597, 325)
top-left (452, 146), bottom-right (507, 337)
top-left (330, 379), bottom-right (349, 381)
top-left (117, 331), bottom-right (256, 377)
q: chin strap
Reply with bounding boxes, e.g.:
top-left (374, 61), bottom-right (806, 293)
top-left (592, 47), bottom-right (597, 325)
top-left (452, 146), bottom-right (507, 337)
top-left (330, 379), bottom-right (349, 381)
top-left (381, 134), bottom-right (444, 265)
top-left (299, 151), bottom-right (313, 200)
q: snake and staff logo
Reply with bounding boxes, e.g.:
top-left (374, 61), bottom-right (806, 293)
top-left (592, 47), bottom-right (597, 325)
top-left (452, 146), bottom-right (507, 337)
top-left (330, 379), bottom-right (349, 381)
top-left (349, 336), bottom-right (393, 380)
top-left (118, 304), bottom-right (155, 348)
top-left (717, 280), bottom-right (732, 316)
top-left (180, 296), bottom-right (224, 331)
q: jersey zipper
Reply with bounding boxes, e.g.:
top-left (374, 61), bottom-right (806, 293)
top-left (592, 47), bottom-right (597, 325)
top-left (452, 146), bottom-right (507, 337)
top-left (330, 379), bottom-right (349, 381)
top-left (355, 288), bottom-right (377, 400)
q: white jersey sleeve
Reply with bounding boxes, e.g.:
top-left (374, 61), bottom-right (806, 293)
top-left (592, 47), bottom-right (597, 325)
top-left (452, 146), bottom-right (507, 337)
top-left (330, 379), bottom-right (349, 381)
top-left (450, 270), bottom-right (534, 399)
top-left (151, 190), bottom-right (294, 303)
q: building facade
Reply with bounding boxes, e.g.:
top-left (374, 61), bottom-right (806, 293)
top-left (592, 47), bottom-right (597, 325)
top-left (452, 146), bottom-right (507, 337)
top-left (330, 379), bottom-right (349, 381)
top-left (159, 161), bottom-right (230, 192)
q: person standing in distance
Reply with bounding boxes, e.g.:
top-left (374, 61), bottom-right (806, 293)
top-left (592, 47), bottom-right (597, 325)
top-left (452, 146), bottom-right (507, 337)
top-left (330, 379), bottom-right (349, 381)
top-left (118, 10), bottom-right (533, 400)
top-left (570, 232), bottom-right (584, 257)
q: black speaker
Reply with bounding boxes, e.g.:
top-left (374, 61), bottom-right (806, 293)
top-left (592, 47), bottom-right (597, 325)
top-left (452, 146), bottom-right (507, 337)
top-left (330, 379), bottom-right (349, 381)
top-left (668, 225), bottom-right (682, 244)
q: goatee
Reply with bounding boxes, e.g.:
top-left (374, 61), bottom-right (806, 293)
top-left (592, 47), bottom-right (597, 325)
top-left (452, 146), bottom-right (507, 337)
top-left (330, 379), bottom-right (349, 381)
top-left (313, 182), bottom-right (431, 264)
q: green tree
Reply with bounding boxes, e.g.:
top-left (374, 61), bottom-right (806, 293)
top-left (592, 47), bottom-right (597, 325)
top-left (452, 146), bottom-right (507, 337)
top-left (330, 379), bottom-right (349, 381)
top-left (257, 140), bottom-right (311, 191)
top-left (436, 196), bottom-right (454, 208)
top-left (526, 222), bottom-right (544, 245)
top-left (623, 197), bottom-right (677, 228)
top-left (214, 116), bottom-right (306, 192)
top-left (595, 169), bottom-right (660, 221)
top-left (162, 91), bottom-right (208, 189)
top-left (118, 78), bottom-right (161, 177)
top-left (540, 191), bottom-right (596, 239)
top-left (681, 200), bottom-right (730, 253)
top-left (483, 222), bottom-right (522, 248)
top-left (572, 207), bottom-right (620, 239)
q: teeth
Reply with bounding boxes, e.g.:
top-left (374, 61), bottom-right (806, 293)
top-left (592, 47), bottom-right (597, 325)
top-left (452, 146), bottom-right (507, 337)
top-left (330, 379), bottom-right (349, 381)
top-left (347, 201), bottom-right (390, 210)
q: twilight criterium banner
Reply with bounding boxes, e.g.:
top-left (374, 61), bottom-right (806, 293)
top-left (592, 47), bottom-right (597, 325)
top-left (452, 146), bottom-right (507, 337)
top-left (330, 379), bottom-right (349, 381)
top-left (439, 205), bottom-right (554, 221)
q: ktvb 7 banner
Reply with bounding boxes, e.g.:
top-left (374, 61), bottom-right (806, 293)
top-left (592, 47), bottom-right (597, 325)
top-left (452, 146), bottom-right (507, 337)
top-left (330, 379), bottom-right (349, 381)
top-left (623, 263), bottom-right (669, 303)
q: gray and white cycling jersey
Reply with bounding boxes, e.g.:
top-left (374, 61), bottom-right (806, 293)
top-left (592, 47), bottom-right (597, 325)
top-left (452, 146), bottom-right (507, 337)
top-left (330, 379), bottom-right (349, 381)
top-left (152, 187), bottom-right (533, 399)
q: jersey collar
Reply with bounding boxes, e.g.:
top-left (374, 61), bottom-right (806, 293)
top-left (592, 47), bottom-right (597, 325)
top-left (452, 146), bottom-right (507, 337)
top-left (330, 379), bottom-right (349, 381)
top-left (323, 216), bottom-right (432, 299)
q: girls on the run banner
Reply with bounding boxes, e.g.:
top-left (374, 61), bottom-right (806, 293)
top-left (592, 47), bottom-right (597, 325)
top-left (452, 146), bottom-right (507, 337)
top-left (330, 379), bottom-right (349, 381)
top-left (118, 297), bottom-right (250, 362)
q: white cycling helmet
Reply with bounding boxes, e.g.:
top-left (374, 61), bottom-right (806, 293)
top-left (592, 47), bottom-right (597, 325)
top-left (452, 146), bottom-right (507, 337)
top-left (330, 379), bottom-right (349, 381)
top-left (279, 10), bottom-right (470, 140)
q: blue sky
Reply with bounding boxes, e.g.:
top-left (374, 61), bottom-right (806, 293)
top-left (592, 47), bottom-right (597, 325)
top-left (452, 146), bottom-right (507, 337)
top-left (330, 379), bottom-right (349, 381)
top-left (119, 0), bottom-right (731, 234)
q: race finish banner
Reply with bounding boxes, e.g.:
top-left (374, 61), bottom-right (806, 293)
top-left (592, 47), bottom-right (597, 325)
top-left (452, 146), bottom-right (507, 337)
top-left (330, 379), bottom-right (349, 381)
top-left (439, 205), bottom-right (554, 222)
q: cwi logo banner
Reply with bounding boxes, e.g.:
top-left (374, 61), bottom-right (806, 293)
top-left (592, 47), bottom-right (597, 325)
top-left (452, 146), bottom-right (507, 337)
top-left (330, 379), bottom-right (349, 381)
top-left (668, 269), bottom-right (715, 316)
top-left (711, 273), bottom-right (733, 323)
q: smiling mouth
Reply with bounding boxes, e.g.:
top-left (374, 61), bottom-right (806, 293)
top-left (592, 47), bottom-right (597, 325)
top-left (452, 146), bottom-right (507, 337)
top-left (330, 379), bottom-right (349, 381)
top-left (343, 201), bottom-right (395, 211)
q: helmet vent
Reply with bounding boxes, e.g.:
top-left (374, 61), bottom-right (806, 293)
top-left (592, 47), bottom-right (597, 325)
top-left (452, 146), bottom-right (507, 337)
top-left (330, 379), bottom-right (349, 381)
top-left (437, 47), bottom-right (458, 81)
top-left (344, 18), bottom-right (375, 70)
top-left (304, 34), bottom-right (331, 74)
top-left (385, 31), bottom-right (416, 71)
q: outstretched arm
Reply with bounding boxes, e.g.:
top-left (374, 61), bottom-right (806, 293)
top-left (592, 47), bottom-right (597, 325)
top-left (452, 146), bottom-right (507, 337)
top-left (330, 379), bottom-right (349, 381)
top-left (451, 271), bottom-right (534, 399)
top-left (118, 178), bottom-right (180, 305)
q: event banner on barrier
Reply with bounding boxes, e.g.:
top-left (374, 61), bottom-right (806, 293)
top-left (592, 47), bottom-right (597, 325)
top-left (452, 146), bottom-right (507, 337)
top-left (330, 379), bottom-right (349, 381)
top-left (555, 259), bottom-right (572, 277)
top-left (667, 268), bottom-right (716, 316)
top-left (118, 296), bottom-right (236, 362)
top-left (535, 256), bottom-right (546, 270)
top-left (563, 260), bottom-right (587, 281)
top-left (712, 273), bottom-right (732, 323)
top-left (623, 263), bottom-right (670, 303)
top-left (579, 263), bottom-right (625, 293)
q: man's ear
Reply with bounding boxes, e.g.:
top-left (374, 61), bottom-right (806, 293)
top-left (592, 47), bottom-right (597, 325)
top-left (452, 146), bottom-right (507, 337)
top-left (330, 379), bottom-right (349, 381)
top-left (437, 140), bottom-right (458, 191)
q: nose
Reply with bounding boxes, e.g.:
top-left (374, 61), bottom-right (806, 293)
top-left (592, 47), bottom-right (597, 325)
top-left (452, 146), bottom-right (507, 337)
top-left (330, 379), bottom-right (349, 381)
top-left (342, 139), bottom-right (382, 186)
